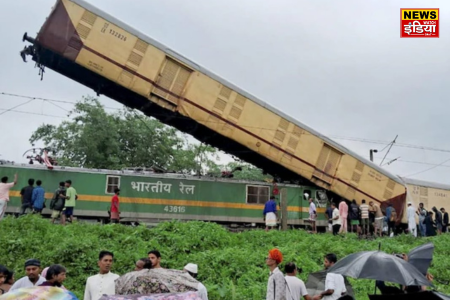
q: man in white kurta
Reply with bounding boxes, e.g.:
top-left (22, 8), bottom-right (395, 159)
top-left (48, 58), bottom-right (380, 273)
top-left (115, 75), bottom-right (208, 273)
top-left (407, 202), bottom-right (417, 237)
top-left (84, 251), bottom-right (120, 300)
top-left (183, 263), bottom-right (208, 300)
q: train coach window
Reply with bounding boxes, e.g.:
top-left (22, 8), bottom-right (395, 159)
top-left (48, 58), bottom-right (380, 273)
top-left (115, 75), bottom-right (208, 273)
top-left (106, 176), bottom-right (121, 194)
top-left (303, 190), bottom-right (311, 201)
top-left (246, 185), bottom-right (270, 204)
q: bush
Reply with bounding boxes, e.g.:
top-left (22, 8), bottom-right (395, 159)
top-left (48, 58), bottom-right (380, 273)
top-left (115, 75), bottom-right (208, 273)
top-left (0, 215), bottom-right (449, 300)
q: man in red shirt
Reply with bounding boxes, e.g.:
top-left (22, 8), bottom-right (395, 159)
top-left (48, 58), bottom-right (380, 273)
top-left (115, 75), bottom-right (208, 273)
top-left (110, 188), bottom-right (120, 223)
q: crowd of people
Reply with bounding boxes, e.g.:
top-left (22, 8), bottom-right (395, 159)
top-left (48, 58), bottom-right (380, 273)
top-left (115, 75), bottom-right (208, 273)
top-left (0, 174), bottom-right (79, 225)
top-left (266, 248), bottom-right (350, 300)
top-left (0, 250), bottom-right (208, 300)
top-left (303, 197), bottom-right (448, 237)
top-left (265, 248), bottom-right (436, 300)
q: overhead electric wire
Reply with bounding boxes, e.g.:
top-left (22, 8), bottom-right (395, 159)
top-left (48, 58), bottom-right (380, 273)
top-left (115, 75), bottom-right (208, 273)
top-left (44, 99), bottom-right (70, 112)
top-left (0, 108), bottom-right (65, 118)
top-left (379, 135), bottom-right (397, 166)
top-left (3, 106), bottom-right (450, 176)
top-left (0, 99), bottom-right (35, 116)
top-left (403, 157), bottom-right (450, 178)
top-left (4, 91), bottom-right (450, 179)
top-left (0, 93), bottom-right (448, 156)
top-left (3, 91), bottom-right (450, 154)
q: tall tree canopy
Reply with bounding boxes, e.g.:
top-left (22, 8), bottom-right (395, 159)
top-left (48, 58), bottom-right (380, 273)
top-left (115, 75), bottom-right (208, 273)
top-left (29, 96), bottom-right (271, 180)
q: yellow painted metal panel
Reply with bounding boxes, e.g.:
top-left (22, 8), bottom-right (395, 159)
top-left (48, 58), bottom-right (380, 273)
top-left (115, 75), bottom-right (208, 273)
top-left (405, 183), bottom-right (450, 223)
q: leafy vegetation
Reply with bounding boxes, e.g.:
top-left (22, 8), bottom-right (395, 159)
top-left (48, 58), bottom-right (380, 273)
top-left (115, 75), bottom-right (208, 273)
top-left (1, 216), bottom-right (448, 300)
top-left (29, 96), bottom-right (269, 181)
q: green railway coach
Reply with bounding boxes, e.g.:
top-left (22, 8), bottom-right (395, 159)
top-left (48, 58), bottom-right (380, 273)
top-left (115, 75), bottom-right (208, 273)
top-left (0, 163), bottom-right (327, 228)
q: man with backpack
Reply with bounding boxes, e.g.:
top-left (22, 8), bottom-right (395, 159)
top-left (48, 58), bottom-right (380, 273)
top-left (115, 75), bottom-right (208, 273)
top-left (50, 182), bottom-right (66, 224)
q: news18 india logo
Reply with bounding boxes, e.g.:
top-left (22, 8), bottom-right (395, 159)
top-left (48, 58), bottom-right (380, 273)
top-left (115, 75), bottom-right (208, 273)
top-left (400, 9), bottom-right (439, 38)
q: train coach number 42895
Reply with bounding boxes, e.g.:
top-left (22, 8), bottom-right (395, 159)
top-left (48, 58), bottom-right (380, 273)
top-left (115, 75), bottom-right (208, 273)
top-left (164, 206), bottom-right (186, 213)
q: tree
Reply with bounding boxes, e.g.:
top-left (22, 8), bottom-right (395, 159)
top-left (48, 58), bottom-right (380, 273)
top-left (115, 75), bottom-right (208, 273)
top-left (29, 96), bottom-right (218, 172)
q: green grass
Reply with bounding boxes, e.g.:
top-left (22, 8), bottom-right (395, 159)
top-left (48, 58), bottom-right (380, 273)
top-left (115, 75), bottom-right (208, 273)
top-left (0, 215), bottom-right (449, 300)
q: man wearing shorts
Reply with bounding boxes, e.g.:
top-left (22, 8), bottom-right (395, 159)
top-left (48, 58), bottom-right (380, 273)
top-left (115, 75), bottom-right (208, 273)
top-left (359, 200), bottom-right (370, 235)
top-left (370, 201), bottom-right (384, 237)
top-left (309, 198), bottom-right (317, 233)
top-left (61, 180), bottom-right (77, 225)
top-left (50, 182), bottom-right (66, 224)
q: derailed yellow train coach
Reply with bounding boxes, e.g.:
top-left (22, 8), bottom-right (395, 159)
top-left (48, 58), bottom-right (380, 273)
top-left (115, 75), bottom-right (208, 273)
top-left (21, 0), bottom-right (408, 219)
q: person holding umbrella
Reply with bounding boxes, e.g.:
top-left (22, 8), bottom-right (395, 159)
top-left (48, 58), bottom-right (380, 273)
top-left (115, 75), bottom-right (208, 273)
top-left (312, 254), bottom-right (347, 300)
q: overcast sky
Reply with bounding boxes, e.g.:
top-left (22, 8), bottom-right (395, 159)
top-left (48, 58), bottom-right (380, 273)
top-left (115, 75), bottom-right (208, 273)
top-left (1, 0), bottom-right (449, 184)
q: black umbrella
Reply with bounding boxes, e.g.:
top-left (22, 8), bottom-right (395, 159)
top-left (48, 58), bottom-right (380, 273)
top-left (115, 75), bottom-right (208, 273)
top-left (327, 251), bottom-right (432, 287)
top-left (407, 242), bottom-right (434, 275)
top-left (305, 270), bottom-right (355, 299)
top-left (368, 290), bottom-right (450, 300)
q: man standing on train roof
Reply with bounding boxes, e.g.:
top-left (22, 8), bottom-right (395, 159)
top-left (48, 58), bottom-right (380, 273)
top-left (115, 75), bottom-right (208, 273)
top-left (0, 173), bottom-right (17, 221)
top-left (406, 202), bottom-right (417, 237)
top-left (263, 196), bottom-right (278, 232)
top-left (60, 180), bottom-right (77, 225)
top-left (338, 199), bottom-right (348, 234)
